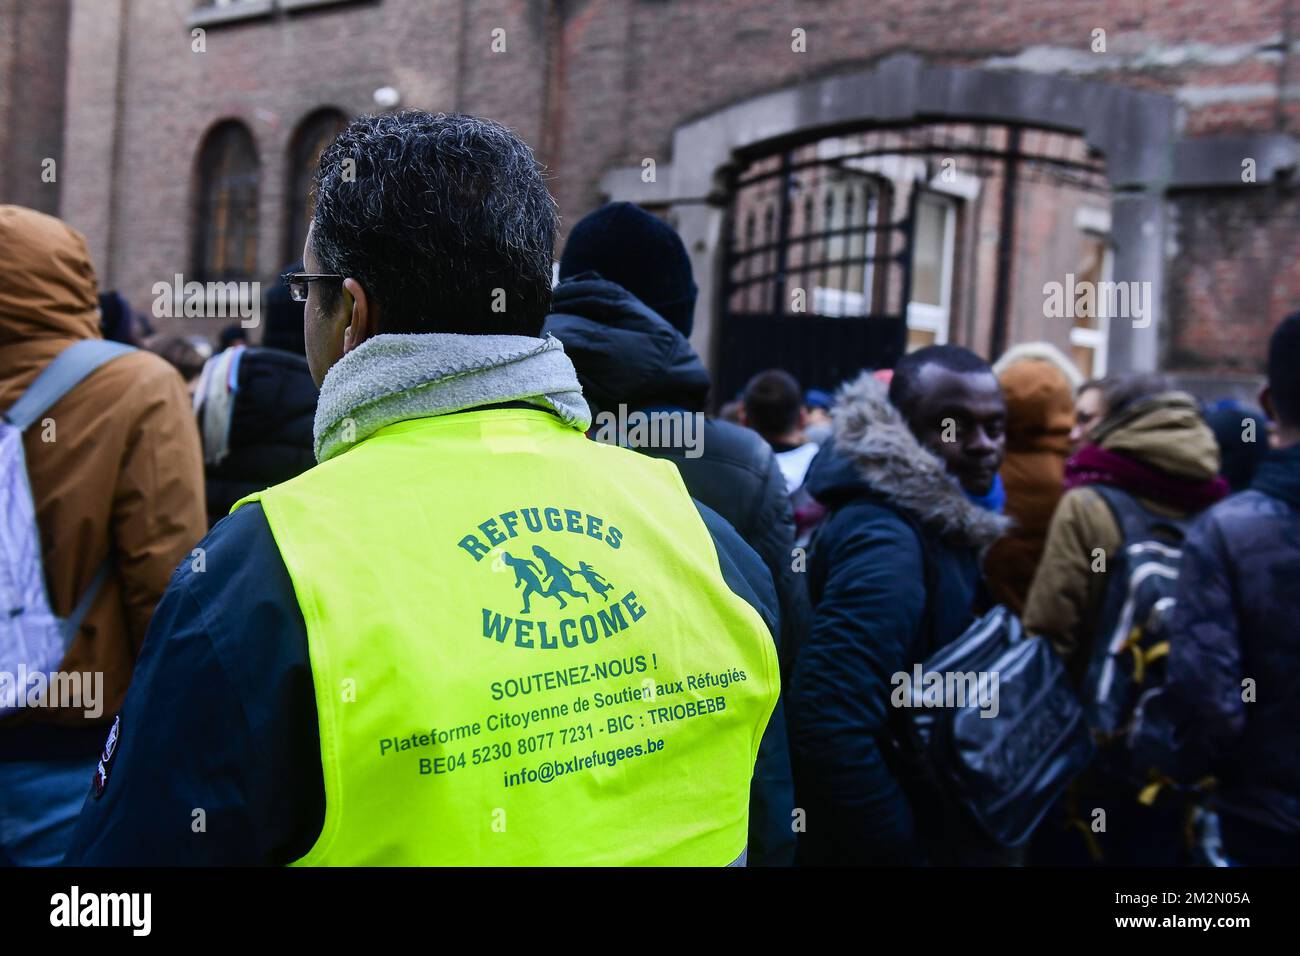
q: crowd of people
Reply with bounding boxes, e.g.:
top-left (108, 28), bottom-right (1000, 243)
top-left (1, 109), bottom-right (1296, 867)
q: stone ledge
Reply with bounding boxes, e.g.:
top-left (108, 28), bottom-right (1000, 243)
top-left (187, 0), bottom-right (359, 29)
top-left (187, 1), bottom-right (274, 29)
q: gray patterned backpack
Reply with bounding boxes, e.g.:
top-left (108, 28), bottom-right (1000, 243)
top-left (1, 340), bottom-right (132, 711)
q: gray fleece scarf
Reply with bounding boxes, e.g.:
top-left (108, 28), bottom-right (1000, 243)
top-left (313, 333), bottom-right (591, 463)
top-left (831, 371), bottom-right (1010, 552)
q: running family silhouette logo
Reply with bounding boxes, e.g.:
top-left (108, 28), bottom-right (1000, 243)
top-left (456, 507), bottom-right (649, 652)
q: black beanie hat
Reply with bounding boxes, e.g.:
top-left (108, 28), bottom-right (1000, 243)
top-left (261, 259), bottom-right (307, 356)
top-left (558, 202), bottom-right (698, 337)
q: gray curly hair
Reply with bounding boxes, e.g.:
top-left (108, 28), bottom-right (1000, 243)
top-left (310, 110), bottom-right (558, 336)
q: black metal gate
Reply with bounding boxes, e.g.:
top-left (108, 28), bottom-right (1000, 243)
top-left (713, 121), bottom-right (1109, 404)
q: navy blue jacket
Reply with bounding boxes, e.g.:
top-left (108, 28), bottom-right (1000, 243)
top-left (1134, 443), bottom-right (1300, 837)
top-left (788, 443), bottom-right (987, 865)
top-left (64, 450), bottom-right (780, 865)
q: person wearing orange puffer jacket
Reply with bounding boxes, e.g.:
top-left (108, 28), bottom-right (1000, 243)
top-left (983, 343), bottom-right (1082, 615)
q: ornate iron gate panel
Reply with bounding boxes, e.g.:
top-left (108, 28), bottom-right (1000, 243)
top-left (713, 122), bottom-right (1109, 405)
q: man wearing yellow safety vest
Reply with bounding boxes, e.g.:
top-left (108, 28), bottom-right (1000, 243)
top-left (64, 111), bottom-right (781, 866)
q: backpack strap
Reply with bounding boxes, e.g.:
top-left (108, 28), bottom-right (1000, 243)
top-left (1091, 484), bottom-right (1152, 544)
top-left (1091, 484), bottom-right (1191, 548)
top-left (4, 340), bottom-right (134, 646)
top-left (59, 562), bottom-right (111, 651)
top-left (3, 340), bottom-right (136, 432)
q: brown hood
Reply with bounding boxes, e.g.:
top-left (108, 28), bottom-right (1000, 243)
top-left (0, 204), bottom-right (101, 349)
top-left (985, 345), bottom-right (1080, 614)
top-left (1093, 390), bottom-right (1221, 482)
top-left (997, 353), bottom-right (1076, 456)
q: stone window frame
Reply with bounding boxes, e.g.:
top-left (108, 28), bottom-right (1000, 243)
top-left (192, 119), bottom-right (261, 284)
top-left (284, 107), bottom-right (350, 263)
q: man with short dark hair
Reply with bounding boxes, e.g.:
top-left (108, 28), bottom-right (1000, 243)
top-left (1133, 312), bottom-right (1300, 865)
top-left (789, 345), bottom-right (1009, 865)
top-left (66, 112), bottom-right (781, 866)
top-left (741, 369), bottom-right (823, 550)
top-left (889, 345), bottom-right (1010, 509)
top-left (741, 369), bottom-right (817, 492)
top-left (742, 369), bottom-right (803, 442)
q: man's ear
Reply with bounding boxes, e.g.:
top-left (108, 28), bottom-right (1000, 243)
top-left (341, 277), bottom-right (375, 355)
top-left (1260, 384), bottom-right (1275, 422)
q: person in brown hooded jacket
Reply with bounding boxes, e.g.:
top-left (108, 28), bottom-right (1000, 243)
top-left (1023, 375), bottom-right (1227, 678)
top-left (984, 342), bottom-right (1082, 614)
top-left (0, 205), bottom-right (206, 865)
top-left (1024, 374), bottom-right (1228, 866)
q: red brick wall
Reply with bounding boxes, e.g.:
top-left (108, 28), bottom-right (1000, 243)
top-left (0, 0), bottom-right (71, 215)
top-left (1167, 188), bottom-right (1300, 377)
top-left (49, 0), bottom-right (1300, 369)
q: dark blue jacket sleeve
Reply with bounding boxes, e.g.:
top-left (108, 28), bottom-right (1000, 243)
top-left (63, 503), bottom-right (321, 866)
top-left (788, 503), bottom-right (927, 864)
top-left (693, 499), bottom-right (797, 866)
top-left (694, 499), bottom-right (779, 636)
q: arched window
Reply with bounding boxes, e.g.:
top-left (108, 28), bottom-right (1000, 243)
top-left (285, 108), bottom-right (348, 262)
top-left (193, 121), bottom-right (260, 282)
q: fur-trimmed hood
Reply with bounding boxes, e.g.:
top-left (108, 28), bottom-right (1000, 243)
top-left (806, 371), bottom-right (1010, 551)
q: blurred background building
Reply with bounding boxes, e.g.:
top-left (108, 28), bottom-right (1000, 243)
top-left (2, 0), bottom-right (1297, 403)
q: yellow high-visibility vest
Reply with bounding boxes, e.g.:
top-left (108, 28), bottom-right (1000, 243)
top-left (237, 408), bottom-right (779, 865)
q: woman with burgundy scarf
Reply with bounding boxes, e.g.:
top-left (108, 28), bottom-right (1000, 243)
top-left (1023, 374), bottom-right (1229, 680)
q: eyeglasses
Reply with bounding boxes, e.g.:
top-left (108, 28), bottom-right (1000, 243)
top-left (282, 271), bottom-right (343, 303)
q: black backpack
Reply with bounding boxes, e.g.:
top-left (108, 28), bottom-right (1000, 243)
top-left (850, 501), bottom-right (1094, 850)
top-left (894, 604), bottom-right (1095, 849)
top-left (1081, 485), bottom-right (1193, 763)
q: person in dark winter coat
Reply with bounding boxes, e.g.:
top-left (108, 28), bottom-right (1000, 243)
top-left (788, 346), bottom-right (1009, 865)
top-left (1132, 313), bottom-right (1300, 865)
top-left (263, 259), bottom-right (307, 356)
top-left (556, 202), bottom-right (698, 338)
top-left (1204, 400), bottom-right (1271, 492)
top-left (545, 203), bottom-right (806, 866)
top-left (550, 204), bottom-right (809, 680)
top-left (194, 346), bottom-right (319, 527)
top-left (191, 260), bottom-right (314, 526)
